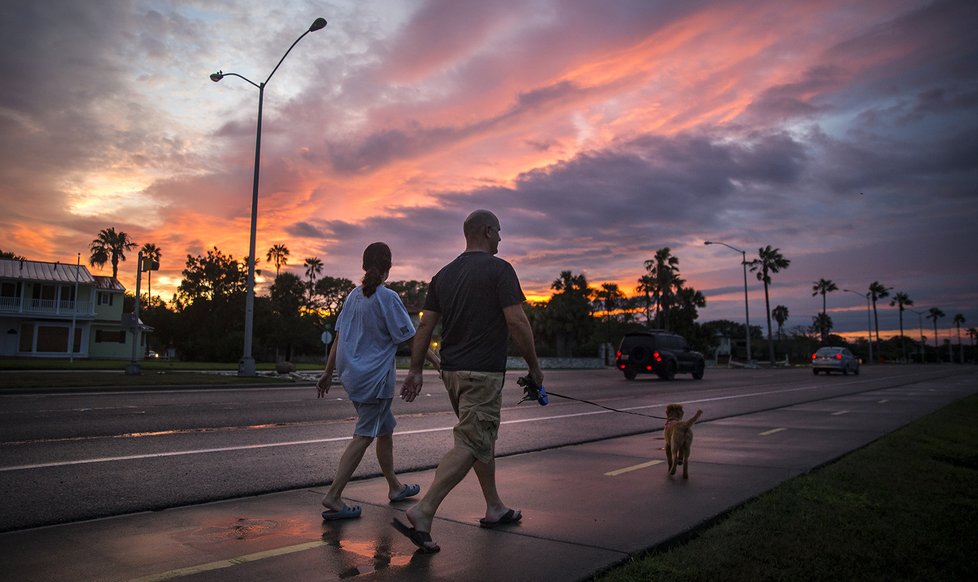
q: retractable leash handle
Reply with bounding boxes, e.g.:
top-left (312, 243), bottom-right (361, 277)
top-left (516, 375), bottom-right (549, 406)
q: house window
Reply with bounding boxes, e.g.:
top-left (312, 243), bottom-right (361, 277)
top-left (0, 281), bottom-right (19, 309)
top-left (33, 284), bottom-right (57, 301)
top-left (1, 281), bottom-right (20, 297)
top-left (29, 285), bottom-right (54, 311)
top-left (98, 292), bottom-right (114, 306)
top-left (36, 326), bottom-right (68, 352)
top-left (95, 329), bottom-right (126, 343)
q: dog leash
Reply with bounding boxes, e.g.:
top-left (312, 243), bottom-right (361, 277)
top-left (516, 375), bottom-right (668, 420)
top-left (546, 390), bottom-right (669, 420)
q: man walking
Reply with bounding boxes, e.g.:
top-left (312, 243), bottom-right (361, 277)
top-left (393, 209), bottom-right (544, 553)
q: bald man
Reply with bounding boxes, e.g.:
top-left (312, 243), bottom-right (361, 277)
top-left (393, 209), bottom-right (543, 553)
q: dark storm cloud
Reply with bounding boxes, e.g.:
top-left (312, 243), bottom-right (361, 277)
top-left (296, 129), bottom-right (813, 286)
top-left (743, 66), bottom-right (845, 121)
top-left (286, 221), bottom-right (328, 239)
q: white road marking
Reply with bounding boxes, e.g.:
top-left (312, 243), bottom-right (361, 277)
top-left (831, 410), bottom-right (849, 416)
top-left (605, 459), bottom-right (663, 476)
top-left (127, 540), bottom-right (327, 582)
top-left (0, 377), bottom-right (914, 472)
top-left (759, 428), bottom-right (787, 436)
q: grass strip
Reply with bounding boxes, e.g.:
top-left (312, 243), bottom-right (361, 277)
top-left (595, 394), bottom-right (978, 581)
top-left (0, 371), bottom-right (300, 389)
top-left (0, 359), bottom-right (324, 371)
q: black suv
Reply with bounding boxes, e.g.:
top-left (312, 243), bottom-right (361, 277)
top-left (616, 331), bottom-right (705, 381)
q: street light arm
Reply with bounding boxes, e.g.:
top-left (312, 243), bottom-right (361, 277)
top-left (211, 71), bottom-right (261, 89)
top-left (264, 18), bottom-right (327, 86)
top-left (704, 240), bottom-right (745, 255)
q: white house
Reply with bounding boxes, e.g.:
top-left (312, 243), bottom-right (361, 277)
top-left (0, 258), bottom-right (147, 359)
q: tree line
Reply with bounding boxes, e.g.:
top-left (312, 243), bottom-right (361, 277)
top-left (3, 228), bottom-right (974, 365)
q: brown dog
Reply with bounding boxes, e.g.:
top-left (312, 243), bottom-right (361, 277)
top-left (664, 403), bottom-right (703, 479)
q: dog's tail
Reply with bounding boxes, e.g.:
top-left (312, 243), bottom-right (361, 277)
top-left (681, 409), bottom-right (703, 429)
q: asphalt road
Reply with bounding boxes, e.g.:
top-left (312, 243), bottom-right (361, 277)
top-left (0, 365), bottom-right (969, 532)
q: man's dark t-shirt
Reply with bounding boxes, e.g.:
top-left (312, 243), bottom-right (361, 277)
top-left (423, 251), bottom-right (525, 372)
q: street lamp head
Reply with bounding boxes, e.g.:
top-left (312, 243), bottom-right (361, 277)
top-left (209, 71), bottom-right (224, 82)
top-left (704, 241), bottom-right (713, 245)
top-left (309, 18), bottom-right (327, 32)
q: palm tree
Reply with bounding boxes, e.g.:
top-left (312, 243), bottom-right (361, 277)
top-left (89, 227), bottom-right (137, 279)
top-left (749, 245), bottom-right (791, 364)
top-left (636, 273), bottom-right (655, 326)
top-left (643, 247), bottom-right (680, 329)
top-left (927, 308), bottom-right (945, 358)
top-left (868, 281), bottom-right (891, 353)
top-left (596, 283), bottom-right (624, 325)
top-left (953, 314), bottom-right (966, 364)
top-left (304, 257), bottom-right (324, 298)
top-left (889, 292), bottom-right (913, 362)
top-left (811, 312), bottom-right (833, 342)
top-left (140, 243), bottom-right (162, 304)
top-left (265, 244), bottom-right (290, 278)
top-left (772, 305), bottom-right (789, 341)
top-left (811, 278), bottom-right (838, 342)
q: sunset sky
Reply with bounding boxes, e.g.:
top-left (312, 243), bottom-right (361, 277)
top-left (1, 0), bottom-right (975, 343)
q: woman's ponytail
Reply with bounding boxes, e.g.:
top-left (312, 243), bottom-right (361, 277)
top-left (361, 242), bottom-right (392, 297)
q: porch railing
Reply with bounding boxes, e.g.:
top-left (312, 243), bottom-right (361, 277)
top-left (0, 297), bottom-right (95, 316)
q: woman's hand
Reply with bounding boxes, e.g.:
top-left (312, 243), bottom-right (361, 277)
top-left (316, 371), bottom-right (332, 398)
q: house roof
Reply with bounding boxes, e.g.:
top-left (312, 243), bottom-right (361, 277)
top-left (93, 276), bottom-right (126, 291)
top-left (0, 259), bottom-right (97, 284)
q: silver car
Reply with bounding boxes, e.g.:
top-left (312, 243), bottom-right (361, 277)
top-left (811, 347), bottom-right (860, 375)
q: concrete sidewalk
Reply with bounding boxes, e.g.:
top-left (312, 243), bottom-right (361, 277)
top-left (3, 374), bottom-right (975, 581)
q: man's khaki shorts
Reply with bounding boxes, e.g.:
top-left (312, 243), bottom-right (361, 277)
top-left (441, 370), bottom-right (505, 464)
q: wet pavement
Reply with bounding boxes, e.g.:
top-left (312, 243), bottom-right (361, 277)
top-left (3, 373), bottom-right (976, 581)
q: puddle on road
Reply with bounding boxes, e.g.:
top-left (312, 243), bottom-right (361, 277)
top-left (322, 529), bottom-right (412, 575)
top-left (197, 518), bottom-right (281, 540)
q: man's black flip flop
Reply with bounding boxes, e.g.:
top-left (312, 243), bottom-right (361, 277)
top-left (479, 508), bottom-right (522, 528)
top-left (391, 518), bottom-right (440, 553)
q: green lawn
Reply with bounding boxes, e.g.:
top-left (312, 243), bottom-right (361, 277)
top-left (594, 394), bottom-right (978, 581)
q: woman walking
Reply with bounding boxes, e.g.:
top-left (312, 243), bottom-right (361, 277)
top-left (317, 242), bottom-right (437, 519)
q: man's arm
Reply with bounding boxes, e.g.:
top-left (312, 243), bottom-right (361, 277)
top-left (400, 310), bottom-right (440, 402)
top-left (503, 303), bottom-right (543, 386)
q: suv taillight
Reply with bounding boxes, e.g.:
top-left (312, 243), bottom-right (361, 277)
top-left (811, 353), bottom-right (817, 359)
top-left (835, 353), bottom-right (842, 360)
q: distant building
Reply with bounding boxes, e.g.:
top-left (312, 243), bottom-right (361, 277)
top-left (0, 258), bottom-right (149, 359)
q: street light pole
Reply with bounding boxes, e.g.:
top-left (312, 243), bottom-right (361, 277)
top-left (704, 241), bottom-right (753, 366)
top-left (843, 289), bottom-right (873, 364)
top-left (210, 17), bottom-right (327, 376)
